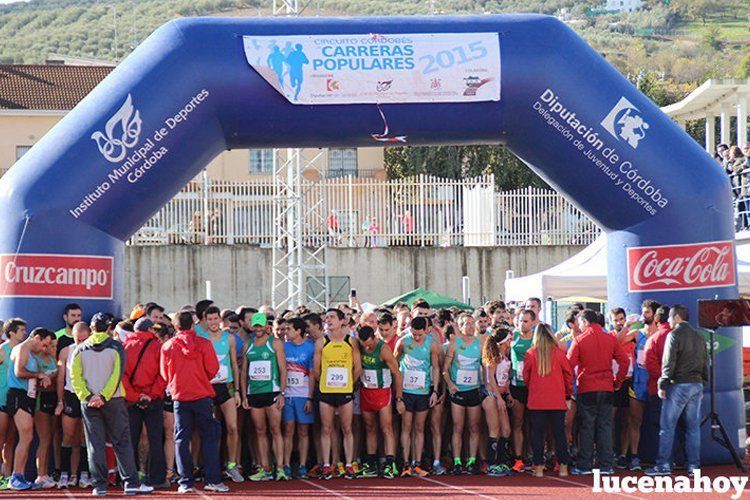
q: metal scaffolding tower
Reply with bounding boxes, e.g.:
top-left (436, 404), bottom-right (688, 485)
top-left (270, 0), bottom-right (328, 311)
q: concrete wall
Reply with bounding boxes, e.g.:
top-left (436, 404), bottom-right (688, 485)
top-left (123, 245), bottom-right (583, 311)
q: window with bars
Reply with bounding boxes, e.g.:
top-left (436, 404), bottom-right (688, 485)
top-left (249, 149), bottom-right (274, 173)
top-left (327, 148), bottom-right (358, 178)
top-left (16, 145), bottom-right (32, 160)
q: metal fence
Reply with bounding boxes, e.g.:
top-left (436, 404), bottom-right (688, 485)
top-left (128, 174), bottom-right (602, 247)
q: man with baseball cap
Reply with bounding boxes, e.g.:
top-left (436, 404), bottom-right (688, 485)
top-left (70, 313), bottom-right (152, 496)
top-left (122, 317), bottom-right (167, 489)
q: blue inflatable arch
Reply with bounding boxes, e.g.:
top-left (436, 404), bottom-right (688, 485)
top-left (0, 14), bottom-right (742, 462)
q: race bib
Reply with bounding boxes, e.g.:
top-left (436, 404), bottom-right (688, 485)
top-left (211, 364), bottom-right (229, 384)
top-left (515, 361), bottom-right (524, 382)
top-left (457, 369), bottom-right (478, 387)
top-left (287, 372), bottom-right (305, 388)
top-left (361, 369), bottom-right (379, 389)
top-left (404, 369), bottom-right (426, 391)
top-left (249, 360), bottom-right (271, 381)
top-left (325, 366), bottom-right (349, 389)
top-left (636, 348), bottom-right (646, 367)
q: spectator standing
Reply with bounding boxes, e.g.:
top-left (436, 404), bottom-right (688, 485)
top-left (523, 323), bottom-right (572, 478)
top-left (567, 309), bottom-right (628, 475)
top-left (645, 305), bottom-right (707, 476)
top-left (122, 317), bottom-right (168, 489)
top-left (70, 314), bottom-right (152, 496)
top-left (160, 311), bottom-right (228, 493)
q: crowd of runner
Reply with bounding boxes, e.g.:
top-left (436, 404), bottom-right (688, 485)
top-left (0, 295), bottom-right (706, 494)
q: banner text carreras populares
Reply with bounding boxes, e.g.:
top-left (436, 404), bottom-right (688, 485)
top-left (242, 33), bottom-right (500, 105)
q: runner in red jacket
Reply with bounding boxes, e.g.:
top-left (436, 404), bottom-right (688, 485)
top-left (122, 317), bottom-right (167, 488)
top-left (160, 327), bottom-right (218, 402)
top-left (567, 310), bottom-right (628, 474)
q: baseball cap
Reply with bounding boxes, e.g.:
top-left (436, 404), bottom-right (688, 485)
top-left (91, 312), bottom-right (112, 331)
top-left (134, 317), bottom-right (155, 332)
top-left (251, 312), bottom-right (267, 327)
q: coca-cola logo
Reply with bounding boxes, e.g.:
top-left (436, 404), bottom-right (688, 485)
top-left (0, 254), bottom-right (113, 299)
top-left (627, 241), bottom-right (736, 292)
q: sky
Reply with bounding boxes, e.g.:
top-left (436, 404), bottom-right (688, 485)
top-left (0, 0), bottom-right (31, 4)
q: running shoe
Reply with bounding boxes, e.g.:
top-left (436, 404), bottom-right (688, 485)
top-left (432, 463), bottom-right (447, 476)
top-left (276, 468), bottom-right (291, 481)
top-left (193, 466), bottom-right (203, 482)
top-left (351, 462), bottom-right (361, 476)
top-left (321, 465), bottom-right (333, 480)
top-left (412, 465), bottom-right (429, 477)
top-left (204, 482), bottom-right (230, 492)
top-left (68, 474), bottom-right (78, 488)
top-left (644, 465), bottom-right (671, 476)
top-left (466, 461), bottom-right (480, 475)
top-left (177, 485), bottom-right (195, 494)
top-left (0, 476), bottom-right (9, 491)
top-left (248, 468), bottom-right (271, 482)
top-left (485, 465), bottom-right (502, 477)
top-left (360, 462), bottom-right (378, 478)
top-left (497, 464), bottom-right (513, 477)
top-left (297, 464), bottom-right (309, 480)
top-left (570, 467), bottom-right (593, 475)
top-left (599, 467), bottom-right (615, 475)
top-left (9, 474), bottom-right (32, 491)
top-left (166, 469), bottom-right (177, 484)
top-left (35, 475), bottom-right (56, 489)
top-left (511, 459), bottom-right (525, 473)
top-left (400, 465), bottom-right (412, 477)
top-left (124, 483), bottom-right (154, 495)
top-left (57, 473), bottom-right (70, 489)
top-left (336, 462), bottom-right (346, 478)
top-left (629, 457), bottom-right (642, 471)
top-left (80, 472), bottom-right (93, 488)
top-left (381, 463), bottom-right (397, 480)
top-left (92, 487), bottom-right (107, 496)
top-left (226, 465), bottom-right (244, 483)
top-left (308, 464), bottom-right (321, 479)
top-left (616, 455), bottom-right (628, 469)
top-left (344, 465), bottom-right (356, 480)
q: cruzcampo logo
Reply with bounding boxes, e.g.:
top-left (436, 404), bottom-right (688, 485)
top-left (696, 328), bottom-right (736, 356)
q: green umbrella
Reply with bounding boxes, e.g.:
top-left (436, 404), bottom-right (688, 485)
top-left (381, 288), bottom-right (474, 311)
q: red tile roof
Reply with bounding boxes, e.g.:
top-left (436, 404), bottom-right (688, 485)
top-left (0, 65), bottom-right (112, 110)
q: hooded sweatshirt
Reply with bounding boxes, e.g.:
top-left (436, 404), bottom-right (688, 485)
top-left (122, 330), bottom-right (166, 403)
top-left (644, 322), bottom-right (672, 397)
top-left (160, 329), bottom-right (219, 402)
top-left (70, 332), bottom-right (125, 402)
top-left (567, 324), bottom-right (628, 395)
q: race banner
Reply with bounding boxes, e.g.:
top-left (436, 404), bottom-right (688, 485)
top-left (0, 253), bottom-right (113, 299)
top-left (627, 240), bottom-right (736, 293)
top-left (242, 33), bottom-right (500, 105)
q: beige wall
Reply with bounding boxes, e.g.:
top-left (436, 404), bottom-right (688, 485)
top-left (0, 113), bottom-right (386, 179)
top-left (0, 114), bottom-right (62, 172)
top-left (205, 146), bottom-right (386, 181)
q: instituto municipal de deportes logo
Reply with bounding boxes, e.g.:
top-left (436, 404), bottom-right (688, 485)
top-left (91, 94), bottom-right (142, 163)
top-left (601, 96), bottom-right (649, 149)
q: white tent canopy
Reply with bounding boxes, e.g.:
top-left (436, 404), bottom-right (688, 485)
top-left (504, 235), bottom-right (750, 302)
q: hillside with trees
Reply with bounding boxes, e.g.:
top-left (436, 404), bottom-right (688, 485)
top-left (1, 0), bottom-right (748, 188)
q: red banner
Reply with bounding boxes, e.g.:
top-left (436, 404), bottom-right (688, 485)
top-left (0, 254), bottom-right (113, 299)
top-left (627, 241), bottom-right (735, 293)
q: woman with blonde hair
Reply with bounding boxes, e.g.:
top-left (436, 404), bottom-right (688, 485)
top-left (522, 323), bottom-right (573, 478)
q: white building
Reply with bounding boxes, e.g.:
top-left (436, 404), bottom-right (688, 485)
top-left (604, 0), bottom-right (643, 13)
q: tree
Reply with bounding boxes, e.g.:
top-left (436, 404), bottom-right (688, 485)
top-left (384, 145), bottom-right (549, 191)
top-left (701, 24), bottom-right (724, 51)
top-left (739, 53), bottom-right (750, 78)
